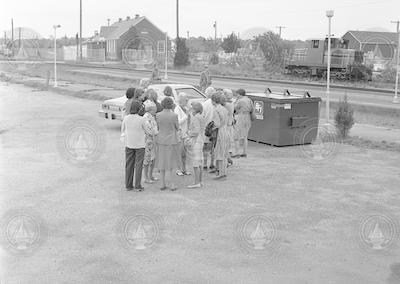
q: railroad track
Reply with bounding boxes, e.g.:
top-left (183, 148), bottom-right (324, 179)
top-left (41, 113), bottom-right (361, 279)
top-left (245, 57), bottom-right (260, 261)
top-left (58, 61), bottom-right (396, 96)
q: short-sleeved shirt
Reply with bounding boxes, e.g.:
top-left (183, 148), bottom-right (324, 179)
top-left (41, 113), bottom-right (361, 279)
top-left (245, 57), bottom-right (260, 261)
top-left (122, 114), bottom-right (146, 149)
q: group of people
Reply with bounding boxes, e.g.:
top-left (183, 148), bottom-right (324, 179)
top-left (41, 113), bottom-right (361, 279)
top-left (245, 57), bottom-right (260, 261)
top-left (121, 84), bottom-right (255, 192)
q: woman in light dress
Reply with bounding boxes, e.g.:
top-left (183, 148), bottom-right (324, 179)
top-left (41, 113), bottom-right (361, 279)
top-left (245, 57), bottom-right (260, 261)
top-left (223, 89), bottom-right (234, 167)
top-left (211, 92), bottom-right (230, 180)
top-left (233, 89), bottom-right (254, 158)
top-left (185, 102), bottom-right (206, 188)
top-left (142, 101), bottom-right (159, 184)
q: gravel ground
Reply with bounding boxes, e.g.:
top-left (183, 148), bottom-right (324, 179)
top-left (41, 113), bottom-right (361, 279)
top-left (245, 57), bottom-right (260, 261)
top-left (1, 82), bottom-right (400, 284)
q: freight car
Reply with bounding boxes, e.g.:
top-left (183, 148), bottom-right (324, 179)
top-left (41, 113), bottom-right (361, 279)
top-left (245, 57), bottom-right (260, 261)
top-left (284, 38), bottom-right (372, 81)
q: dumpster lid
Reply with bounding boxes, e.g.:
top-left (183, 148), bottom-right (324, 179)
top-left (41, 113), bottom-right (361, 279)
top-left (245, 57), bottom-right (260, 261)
top-left (248, 92), bottom-right (321, 102)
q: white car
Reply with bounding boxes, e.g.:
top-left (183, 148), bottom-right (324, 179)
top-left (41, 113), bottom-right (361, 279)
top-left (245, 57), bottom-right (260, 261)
top-left (98, 83), bottom-right (206, 121)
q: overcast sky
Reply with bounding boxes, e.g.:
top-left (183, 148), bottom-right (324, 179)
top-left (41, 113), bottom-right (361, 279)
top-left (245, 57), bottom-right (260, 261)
top-left (1, 0), bottom-right (399, 40)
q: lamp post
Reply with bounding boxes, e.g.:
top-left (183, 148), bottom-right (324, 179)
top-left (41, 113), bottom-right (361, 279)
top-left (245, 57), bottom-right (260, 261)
top-left (53, 25), bottom-right (61, 87)
top-left (326, 10), bottom-right (334, 122)
top-left (394, 29), bottom-right (400, 103)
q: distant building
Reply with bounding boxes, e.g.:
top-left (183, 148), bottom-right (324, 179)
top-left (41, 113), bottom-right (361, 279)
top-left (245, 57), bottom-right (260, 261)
top-left (100, 15), bottom-right (168, 62)
top-left (343, 31), bottom-right (398, 61)
top-left (83, 31), bottom-right (106, 61)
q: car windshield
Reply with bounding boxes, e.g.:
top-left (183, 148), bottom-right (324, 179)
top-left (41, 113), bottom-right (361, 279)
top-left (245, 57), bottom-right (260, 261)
top-left (175, 88), bottom-right (205, 100)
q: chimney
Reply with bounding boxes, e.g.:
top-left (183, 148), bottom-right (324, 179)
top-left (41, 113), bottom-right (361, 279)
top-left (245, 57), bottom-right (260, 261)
top-left (126, 16), bottom-right (130, 21)
top-left (118, 18), bottom-right (122, 22)
top-left (135, 14), bottom-right (140, 19)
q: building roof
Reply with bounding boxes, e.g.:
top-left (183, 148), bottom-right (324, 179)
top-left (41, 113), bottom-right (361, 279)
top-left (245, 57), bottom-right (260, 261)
top-left (345, 30), bottom-right (398, 45)
top-left (101, 16), bottom-right (145, 40)
top-left (100, 26), bottom-right (117, 38)
top-left (83, 33), bottom-right (105, 44)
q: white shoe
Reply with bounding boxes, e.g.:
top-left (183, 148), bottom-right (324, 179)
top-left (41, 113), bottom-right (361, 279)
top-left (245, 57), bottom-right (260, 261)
top-left (187, 183), bottom-right (201, 188)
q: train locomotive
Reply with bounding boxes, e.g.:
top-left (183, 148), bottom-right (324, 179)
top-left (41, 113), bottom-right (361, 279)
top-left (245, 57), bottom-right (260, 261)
top-left (284, 38), bottom-right (372, 81)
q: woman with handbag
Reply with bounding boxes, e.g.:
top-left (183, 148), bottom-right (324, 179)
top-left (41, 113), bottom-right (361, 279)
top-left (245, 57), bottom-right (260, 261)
top-left (185, 102), bottom-right (206, 188)
top-left (233, 89), bottom-right (254, 158)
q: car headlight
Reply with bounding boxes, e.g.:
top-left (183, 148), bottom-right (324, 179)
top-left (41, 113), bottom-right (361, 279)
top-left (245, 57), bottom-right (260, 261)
top-left (102, 104), bottom-right (108, 109)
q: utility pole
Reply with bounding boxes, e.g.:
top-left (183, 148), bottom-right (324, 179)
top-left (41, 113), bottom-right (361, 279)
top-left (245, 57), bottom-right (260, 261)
top-left (107, 19), bottom-right (110, 27)
top-left (392, 20), bottom-right (400, 103)
top-left (276, 26), bottom-right (286, 38)
top-left (11, 18), bottom-right (14, 55)
top-left (213, 21), bottom-right (217, 42)
top-left (164, 32), bottom-right (168, 80)
top-left (79, 0), bottom-right (83, 60)
top-left (176, 0), bottom-right (179, 38)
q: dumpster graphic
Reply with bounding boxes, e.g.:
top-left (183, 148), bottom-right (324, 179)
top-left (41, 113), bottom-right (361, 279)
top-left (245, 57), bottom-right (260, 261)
top-left (253, 101), bottom-right (264, 120)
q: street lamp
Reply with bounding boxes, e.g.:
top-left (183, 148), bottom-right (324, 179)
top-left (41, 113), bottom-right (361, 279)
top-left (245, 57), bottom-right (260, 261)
top-left (53, 24), bottom-right (61, 87)
top-left (394, 29), bottom-right (400, 103)
top-left (326, 10), bottom-right (334, 122)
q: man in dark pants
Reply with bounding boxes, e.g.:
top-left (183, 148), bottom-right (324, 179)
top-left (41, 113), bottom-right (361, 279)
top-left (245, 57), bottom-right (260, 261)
top-left (121, 100), bottom-right (146, 191)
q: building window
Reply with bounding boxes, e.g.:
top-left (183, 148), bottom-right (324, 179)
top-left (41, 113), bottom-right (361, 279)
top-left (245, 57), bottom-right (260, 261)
top-left (158, 40), bottom-right (166, 54)
top-left (312, 40), bottom-right (319, 48)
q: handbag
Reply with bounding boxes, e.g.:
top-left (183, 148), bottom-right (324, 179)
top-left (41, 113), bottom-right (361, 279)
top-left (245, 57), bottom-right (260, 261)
top-left (250, 110), bottom-right (257, 121)
top-left (205, 121), bottom-right (215, 137)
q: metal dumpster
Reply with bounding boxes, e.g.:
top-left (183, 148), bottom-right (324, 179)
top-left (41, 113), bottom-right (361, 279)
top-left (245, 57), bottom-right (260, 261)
top-left (247, 90), bottom-right (322, 146)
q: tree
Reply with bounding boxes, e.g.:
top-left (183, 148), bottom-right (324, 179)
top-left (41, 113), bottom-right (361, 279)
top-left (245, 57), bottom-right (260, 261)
top-left (253, 31), bottom-right (299, 72)
top-left (221, 32), bottom-right (240, 54)
top-left (174, 37), bottom-right (190, 67)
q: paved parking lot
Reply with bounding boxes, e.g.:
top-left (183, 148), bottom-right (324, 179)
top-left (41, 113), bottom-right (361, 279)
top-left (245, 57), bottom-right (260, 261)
top-left (1, 82), bottom-right (400, 283)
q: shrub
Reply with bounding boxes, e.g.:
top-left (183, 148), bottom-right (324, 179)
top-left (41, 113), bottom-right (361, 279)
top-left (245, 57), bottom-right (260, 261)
top-left (174, 38), bottom-right (190, 68)
top-left (334, 94), bottom-right (355, 138)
